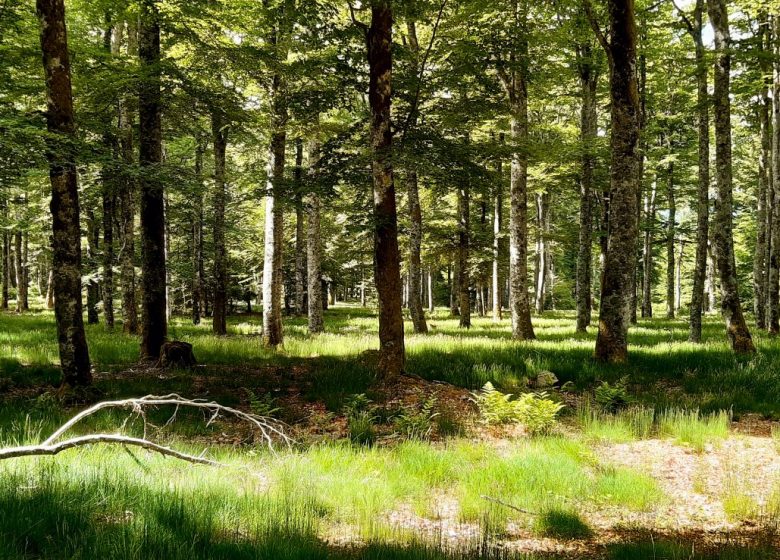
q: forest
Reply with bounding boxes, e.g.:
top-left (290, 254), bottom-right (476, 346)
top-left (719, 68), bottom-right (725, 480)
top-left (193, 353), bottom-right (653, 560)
top-left (2, 0), bottom-right (780, 557)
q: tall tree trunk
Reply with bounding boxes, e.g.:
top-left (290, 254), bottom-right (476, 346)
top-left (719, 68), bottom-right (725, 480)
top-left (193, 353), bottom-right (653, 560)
top-left (666, 162), bottom-right (676, 319)
top-left (102, 18), bottom-right (116, 330)
top-left (534, 192), bottom-right (551, 315)
top-left (755, 14), bottom-right (771, 329)
top-left (707, 0), bottom-right (755, 352)
top-left (307, 134), bottom-right (324, 334)
top-left (683, 0), bottom-right (709, 343)
top-left (505, 0), bottom-right (534, 340)
top-left (138, 0), bottom-right (167, 359)
top-left (576, 44), bottom-right (598, 332)
top-left (675, 240), bottom-right (684, 312)
top-left (706, 242), bottom-right (716, 312)
top-left (492, 135), bottom-right (504, 322)
top-left (458, 178), bottom-right (471, 328)
top-left (36, 0), bottom-right (91, 386)
top-left (449, 262), bottom-right (460, 316)
top-left (102, 185), bottom-right (115, 328)
top-left (118, 20), bottom-right (138, 334)
top-left (261, 77), bottom-right (286, 347)
top-left (294, 137), bottom-right (307, 316)
top-left (593, 0), bottom-right (641, 363)
top-left (641, 177), bottom-right (657, 318)
top-left (770, 16), bottom-right (780, 334)
top-left (211, 111), bottom-right (229, 335)
top-left (2, 230), bottom-right (8, 309)
top-left (46, 270), bottom-right (54, 308)
top-left (428, 268), bottom-right (435, 313)
top-left (405, 19), bottom-right (427, 334)
top-left (14, 230), bottom-right (28, 313)
top-left (84, 211), bottom-right (98, 322)
top-left (367, 0), bottom-right (405, 378)
top-left (192, 136), bottom-right (205, 325)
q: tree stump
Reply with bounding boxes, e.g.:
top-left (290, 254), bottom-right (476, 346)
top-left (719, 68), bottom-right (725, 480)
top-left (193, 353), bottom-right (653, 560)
top-left (156, 341), bottom-right (197, 369)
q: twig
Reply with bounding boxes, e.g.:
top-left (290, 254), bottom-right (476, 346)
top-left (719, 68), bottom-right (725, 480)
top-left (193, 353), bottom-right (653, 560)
top-left (0, 394), bottom-right (290, 466)
top-left (480, 495), bottom-right (539, 516)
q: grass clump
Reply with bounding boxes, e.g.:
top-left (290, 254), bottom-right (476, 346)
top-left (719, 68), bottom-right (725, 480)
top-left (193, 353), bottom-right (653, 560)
top-left (578, 401), bottom-right (655, 443)
top-left (658, 408), bottom-right (731, 451)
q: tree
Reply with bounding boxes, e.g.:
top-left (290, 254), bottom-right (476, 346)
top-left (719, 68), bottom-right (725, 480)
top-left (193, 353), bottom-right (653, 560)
top-left (261, 1), bottom-right (291, 348)
top-left (138, 0), bottom-right (167, 360)
top-left (211, 110), bottom-right (229, 335)
top-left (307, 132), bottom-right (324, 334)
top-left (706, 0), bottom-right (755, 352)
top-left (361, 0), bottom-right (406, 379)
top-left (588, 0), bottom-right (641, 363)
top-left (36, 0), bottom-right (91, 386)
top-left (672, 0), bottom-right (709, 343)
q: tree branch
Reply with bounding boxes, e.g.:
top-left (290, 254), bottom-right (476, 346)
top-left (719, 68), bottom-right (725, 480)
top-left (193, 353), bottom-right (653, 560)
top-left (348, 1), bottom-right (368, 35)
top-left (581, 0), bottom-right (612, 66)
top-left (0, 394), bottom-right (290, 465)
top-left (669, 0), bottom-right (695, 38)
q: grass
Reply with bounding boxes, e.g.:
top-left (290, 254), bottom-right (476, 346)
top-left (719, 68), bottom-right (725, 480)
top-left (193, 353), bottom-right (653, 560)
top-left (1, 304), bottom-right (780, 558)
top-left (657, 408), bottom-right (731, 452)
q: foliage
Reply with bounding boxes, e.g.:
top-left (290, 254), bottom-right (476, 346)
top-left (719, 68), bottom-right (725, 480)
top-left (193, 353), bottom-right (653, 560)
top-left (471, 382), bottom-right (563, 434)
top-left (392, 393), bottom-right (439, 441)
top-left (245, 389), bottom-right (280, 418)
top-left (594, 377), bottom-right (632, 413)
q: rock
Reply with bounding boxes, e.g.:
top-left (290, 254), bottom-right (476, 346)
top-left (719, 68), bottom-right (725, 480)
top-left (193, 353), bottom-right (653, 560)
top-left (157, 341), bottom-right (197, 369)
top-left (531, 370), bottom-right (558, 388)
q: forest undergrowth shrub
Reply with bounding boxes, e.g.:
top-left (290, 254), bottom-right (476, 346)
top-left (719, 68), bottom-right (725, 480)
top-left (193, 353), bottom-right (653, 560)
top-left (471, 382), bottom-right (563, 434)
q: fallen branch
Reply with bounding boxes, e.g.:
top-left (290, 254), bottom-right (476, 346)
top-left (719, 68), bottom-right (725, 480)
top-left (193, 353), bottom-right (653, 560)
top-left (480, 495), bottom-right (539, 516)
top-left (0, 394), bottom-right (289, 465)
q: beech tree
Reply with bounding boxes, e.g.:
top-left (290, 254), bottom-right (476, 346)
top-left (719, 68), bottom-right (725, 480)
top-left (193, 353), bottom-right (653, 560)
top-left (36, 0), bottom-right (91, 386)
top-left (138, 0), bottom-right (167, 360)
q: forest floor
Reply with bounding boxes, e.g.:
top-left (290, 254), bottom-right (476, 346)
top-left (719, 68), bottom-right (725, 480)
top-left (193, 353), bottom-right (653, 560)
top-left (1, 305), bottom-right (780, 559)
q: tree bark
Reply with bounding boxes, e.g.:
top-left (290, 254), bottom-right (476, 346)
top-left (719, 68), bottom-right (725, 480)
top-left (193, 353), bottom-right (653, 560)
top-left (307, 134), bottom-right (324, 334)
top-left (678, 0), bottom-right (709, 342)
top-left (138, 0), bottom-right (167, 359)
top-left (36, 0), bottom-right (91, 386)
top-left (534, 192), bottom-right (551, 315)
top-left (576, 44), bottom-right (598, 332)
top-left (261, 76), bottom-right (286, 347)
top-left (102, 185), bottom-right (115, 328)
top-left (594, 0), bottom-right (641, 363)
top-left (2, 230), bottom-right (9, 310)
top-left (192, 136), bottom-right (205, 325)
top-left (211, 111), bottom-right (229, 335)
top-left (755, 13), bottom-right (771, 330)
top-left (505, 0), bottom-right (535, 340)
top-left (367, 0), bottom-right (405, 378)
top-left (707, 0), bottom-right (755, 352)
top-left (294, 137), bottom-right (307, 316)
top-left (665, 161), bottom-right (675, 319)
top-left (14, 230), bottom-right (28, 313)
top-left (641, 177), bottom-right (657, 318)
top-left (492, 134), bottom-right (504, 323)
top-left (770, 15), bottom-right (780, 335)
top-left (118, 21), bottom-right (138, 334)
top-left (457, 177), bottom-right (471, 328)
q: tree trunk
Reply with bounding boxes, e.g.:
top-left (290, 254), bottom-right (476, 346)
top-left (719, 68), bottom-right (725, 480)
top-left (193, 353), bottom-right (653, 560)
top-left (666, 162), bottom-right (676, 319)
top-left (686, 0), bottom-right (709, 342)
top-left (261, 78), bottom-right (286, 347)
top-left (458, 177), bottom-right (471, 328)
top-left (675, 240), bottom-right (684, 312)
top-left (367, 0), bottom-right (405, 378)
top-left (36, 0), bottom-right (91, 386)
top-left (492, 135), bottom-right (504, 323)
top-left (84, 211), bottom-right (98, 322)
top-left (46, 270), bottom-right (54, 308)
top-left (576, 45), bottom-right (598, 332)
top-left (594, 0), bottom-right (641, 363)
top-left (2, 230), bottom-right (9, 309)
top-left (139, 0), bottom-right (167, 359)
top-left (192, 136), bottom-right (205, 325)
top-left (755, 14), bottom-right (771, 330)
top-left (449, 262), bottom-right (460, 316)
top-left (102, 186), bottom-right (115, 328)
top-left (294, 137), bottom-right (307, 316)
top-left (428, 268), bottom-right (435, 313)
top-left (118, 21), bottom-right (138, 334)
top-left (641, 177), bottom-right (657, 318)
top-left (707, 0), bottom-right (755, 352)
top-left (534, 192), bottom-right (551, 315)
top-left (307, 134), bottom-right (324, 334)
top-left (211, 111), bottom-right (228, 335)
top-left (770, 15), bottom-right (780, 334)
top-left (14, 230), bottom-right (28, 313)
top-left (408, 170), bottom-right (428, 333)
